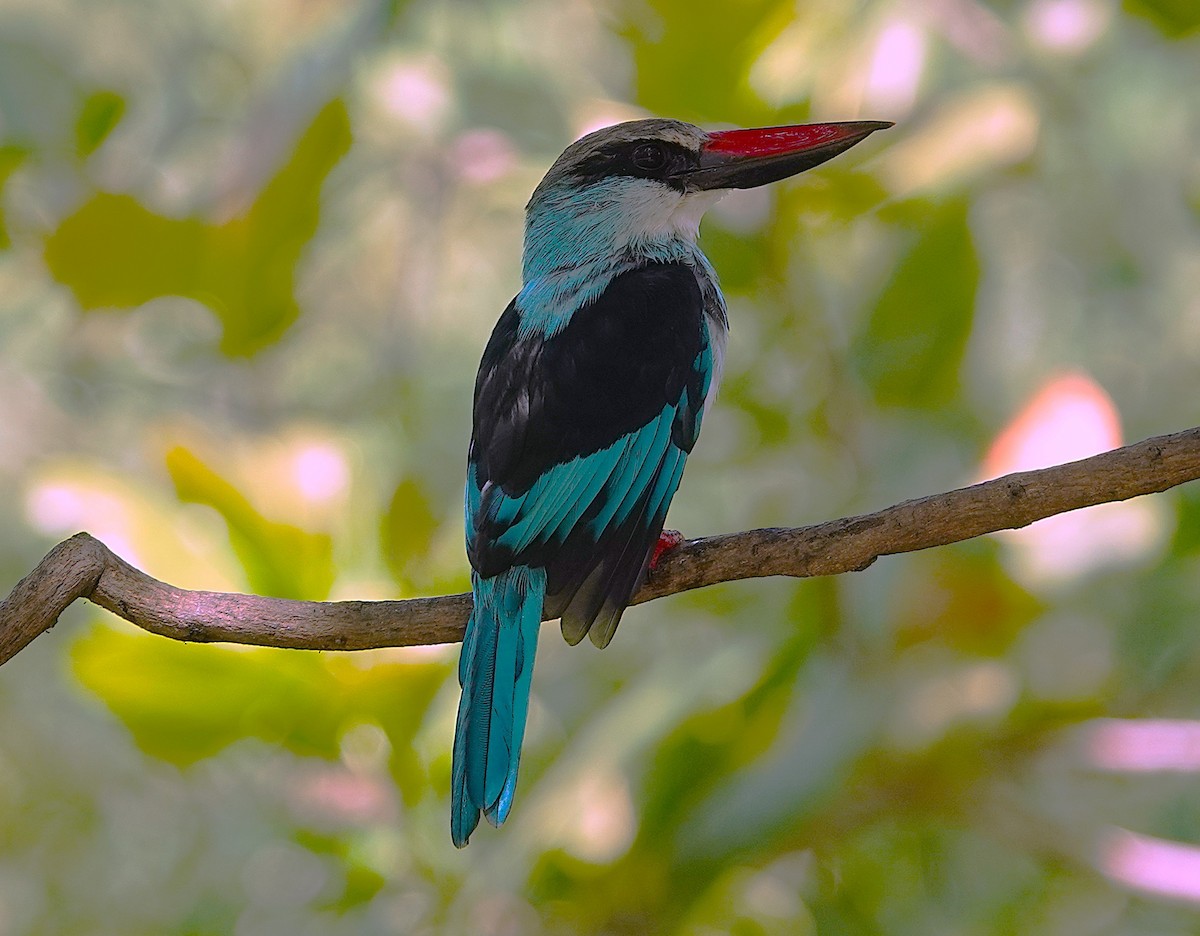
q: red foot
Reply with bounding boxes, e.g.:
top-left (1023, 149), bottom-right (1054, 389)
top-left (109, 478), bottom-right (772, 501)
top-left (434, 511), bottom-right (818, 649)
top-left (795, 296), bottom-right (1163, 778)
top-left (650, 529), bottom-right (684, 571)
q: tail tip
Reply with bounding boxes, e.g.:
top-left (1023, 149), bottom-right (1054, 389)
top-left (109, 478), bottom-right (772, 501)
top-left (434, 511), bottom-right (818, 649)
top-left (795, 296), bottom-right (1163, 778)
top-left (452, 802), bottom-right (480, 848)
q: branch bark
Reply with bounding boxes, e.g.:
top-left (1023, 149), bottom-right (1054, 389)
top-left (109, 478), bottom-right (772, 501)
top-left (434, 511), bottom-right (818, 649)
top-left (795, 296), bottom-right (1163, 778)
top-left (3, 426), bottom-right (1198, 668)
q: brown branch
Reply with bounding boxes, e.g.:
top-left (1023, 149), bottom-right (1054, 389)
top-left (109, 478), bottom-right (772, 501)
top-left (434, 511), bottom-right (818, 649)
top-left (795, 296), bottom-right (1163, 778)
top-left (3, 426), bottom-right (1199, 667)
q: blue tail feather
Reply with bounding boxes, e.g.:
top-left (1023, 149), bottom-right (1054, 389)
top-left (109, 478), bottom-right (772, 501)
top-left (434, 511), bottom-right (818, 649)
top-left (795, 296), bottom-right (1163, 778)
top-left (451, 566), bottom-right (545, 847)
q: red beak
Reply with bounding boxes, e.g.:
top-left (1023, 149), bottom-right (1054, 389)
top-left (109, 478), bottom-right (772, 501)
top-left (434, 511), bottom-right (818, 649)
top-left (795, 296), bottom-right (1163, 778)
top-left (679, 120), bottom-right (893, 191)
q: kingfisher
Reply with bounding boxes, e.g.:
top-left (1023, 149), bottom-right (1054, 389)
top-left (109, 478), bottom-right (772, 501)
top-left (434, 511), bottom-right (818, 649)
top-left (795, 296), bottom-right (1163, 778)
top-left (452, 116), bottom-right (890, 846)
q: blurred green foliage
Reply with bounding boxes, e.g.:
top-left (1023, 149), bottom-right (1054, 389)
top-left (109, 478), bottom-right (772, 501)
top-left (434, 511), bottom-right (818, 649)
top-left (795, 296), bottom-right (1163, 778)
top-left (2, 0), bottom-right (1200, 934)
top-left (622, 0), bottom-right (797, 126)
top-left (74, 90), bottom-right (125, 159)
top-left (44, 101), bottom-right (352, 355)
top-left (72, 625), bottom-right (444, 789)
top-left (854, 201), bottom-right (978, 408)
top-left (167, 445), bottom-right (335, 601)
top-left (1124, 0), bottom-right (1200, 36)
top-left (382, 477), bottom-right (441, 594)
top-left (0, 146), bottom-right (28, 249)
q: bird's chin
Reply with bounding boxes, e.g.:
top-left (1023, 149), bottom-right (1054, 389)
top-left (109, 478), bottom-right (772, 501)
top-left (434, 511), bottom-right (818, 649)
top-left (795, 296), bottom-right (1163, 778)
top-left (670, 190), bottom-right (729, 239)
top-left (618, 183), bottom-right (729, 244)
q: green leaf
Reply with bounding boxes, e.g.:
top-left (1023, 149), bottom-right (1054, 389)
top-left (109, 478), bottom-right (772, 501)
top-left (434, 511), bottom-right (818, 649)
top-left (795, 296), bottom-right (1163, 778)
top-left (636, 620), bottom-right (816, 852)
top-left (75, 90), bottom-right (125, 157)
top-left (44, 99), bottom-right (352, 355)
top-left (72, 624), bottom-right (447, 774)
top-left (1172, 486), bottom-right (1200, 554)
top-left (619, 0), bottom-right (796, 124)
top-left (1123, 0), bottom-right (1200, 36)
top-left (43, 193), bottom-right (209, 303)
top-left (0, 145), bottom-right (29, 250)
top-left (293, 829), bottom-right (390, 912)
top-left (854, 201), bottom-right (979, 408)
top-left (697, 223), bottom-right (771, 293)
top-left (324, 863), bottom-right (387, 913)
top-left (893, 545), bottom-right (1040, 656)
top-left (381, 477), bottom-right (440, 591)
top-left (682, 865), bottom-right (816, 936)
top-left (165, 445), bottom-right (335, 601)
top-left (72, 627), bottom-right (343, 765)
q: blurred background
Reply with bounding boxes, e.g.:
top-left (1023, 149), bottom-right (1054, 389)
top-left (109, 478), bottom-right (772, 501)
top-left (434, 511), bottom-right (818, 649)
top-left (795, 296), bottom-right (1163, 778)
top-left (1, 0), bottom-right (1199, 932)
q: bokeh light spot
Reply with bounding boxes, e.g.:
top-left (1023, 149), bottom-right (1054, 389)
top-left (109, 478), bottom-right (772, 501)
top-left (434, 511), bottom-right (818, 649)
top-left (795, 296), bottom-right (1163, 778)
top-left (1100, 828), bottom-right (1200, 903)
top-left (865, 18), bottom-right (926, 115)
top-left (292, 441), bottom-right (350, 504)
top-left (982, 372), bottom-right (1164, 582)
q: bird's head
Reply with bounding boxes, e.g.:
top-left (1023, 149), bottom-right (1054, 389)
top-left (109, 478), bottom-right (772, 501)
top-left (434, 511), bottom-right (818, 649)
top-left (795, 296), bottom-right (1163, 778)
top-left (523, 117), bottom-right (891, 281)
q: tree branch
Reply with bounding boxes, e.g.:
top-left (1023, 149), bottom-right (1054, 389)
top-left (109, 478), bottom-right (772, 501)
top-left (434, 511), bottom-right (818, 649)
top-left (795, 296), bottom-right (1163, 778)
top-left (3, 426), bottom-right (1199, 667)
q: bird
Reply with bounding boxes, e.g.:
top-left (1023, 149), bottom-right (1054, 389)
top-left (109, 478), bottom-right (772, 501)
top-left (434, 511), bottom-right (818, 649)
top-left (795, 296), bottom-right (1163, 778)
top-left (452, 116), bottom-right (891, 846)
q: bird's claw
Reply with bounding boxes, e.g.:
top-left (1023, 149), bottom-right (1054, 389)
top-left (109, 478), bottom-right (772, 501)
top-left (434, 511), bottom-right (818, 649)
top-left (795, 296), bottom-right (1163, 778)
top-left (650, 529), bottom-right (684, 571)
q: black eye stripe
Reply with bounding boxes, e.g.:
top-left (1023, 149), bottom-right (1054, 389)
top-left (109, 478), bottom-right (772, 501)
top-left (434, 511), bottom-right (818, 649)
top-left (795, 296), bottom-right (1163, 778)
top-left (632, 143), bottom-right (667, 170)
top-left (572, 139), bottom-right (698, 183)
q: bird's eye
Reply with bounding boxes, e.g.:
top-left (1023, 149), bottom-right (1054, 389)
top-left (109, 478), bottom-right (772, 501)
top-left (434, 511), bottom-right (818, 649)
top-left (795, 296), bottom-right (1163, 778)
top-left (631, 143), bottom-right (668, 172)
